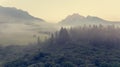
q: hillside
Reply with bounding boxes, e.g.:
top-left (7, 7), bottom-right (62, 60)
top-left (3, 25), bottom-right (120, 67)
top-left (0, 6), bottom-right (45, 23)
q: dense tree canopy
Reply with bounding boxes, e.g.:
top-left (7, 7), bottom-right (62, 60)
top-left (2, 24), bottom-right (120, 67)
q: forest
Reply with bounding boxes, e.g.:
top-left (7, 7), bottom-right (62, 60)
top-left (1, 24), bottom-right (120, 67)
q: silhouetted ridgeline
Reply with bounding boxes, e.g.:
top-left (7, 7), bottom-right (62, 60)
top-left (2, 24), bottom-right (120, 67)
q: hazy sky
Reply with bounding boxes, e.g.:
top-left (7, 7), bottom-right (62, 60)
top-left (0, 0), bottom-right (120, 22)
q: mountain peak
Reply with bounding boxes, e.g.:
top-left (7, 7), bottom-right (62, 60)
top-left (59, 13), bottom-right (107, 25)
top-left (60, 13), bottom-right (85, 24)
top-left (67, 13), bottom-right (85, 19)
top-left (0, 6), bottom-right (45, 23)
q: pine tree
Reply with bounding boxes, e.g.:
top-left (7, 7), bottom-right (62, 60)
top-left (37, 36), bottom-right (41, 45)
top-left (56, 27), bottom-right (70, 44)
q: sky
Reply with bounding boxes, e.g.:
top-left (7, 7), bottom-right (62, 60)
top-left (0, 0), bottom-right (120, 23)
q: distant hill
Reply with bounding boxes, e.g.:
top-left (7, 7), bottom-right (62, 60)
top-left (0, 6), bottom-right (45, 23)
top-left (59, 13), bottom-right (120, 25)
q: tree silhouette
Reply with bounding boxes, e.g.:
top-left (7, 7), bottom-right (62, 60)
top-left (56, 27), bottom-right (70, 44)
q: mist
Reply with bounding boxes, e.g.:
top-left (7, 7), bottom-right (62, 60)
top-left (1, 1), bottom-right (120, 67)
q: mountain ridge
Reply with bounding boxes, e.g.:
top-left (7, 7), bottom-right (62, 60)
top-left (0, 6), bottom-right (45, 23)
top-left (59, 13), bottom-right (120, 25)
